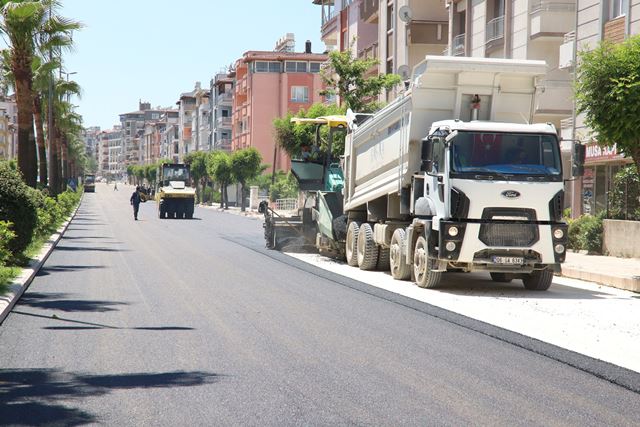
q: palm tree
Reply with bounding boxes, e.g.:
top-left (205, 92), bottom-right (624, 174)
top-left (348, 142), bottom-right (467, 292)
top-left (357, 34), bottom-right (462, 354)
top-left (0, 0), bottom-right (81, 188)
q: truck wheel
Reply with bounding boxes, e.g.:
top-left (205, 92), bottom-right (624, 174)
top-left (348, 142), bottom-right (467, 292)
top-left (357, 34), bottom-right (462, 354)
top-left (158, 207), bottom-right (164, 219)
top-left (390, 228), bottom-right (411, 280)
top-left (357, 223), bottom-right (378, 270)
top-left (522, 268), bottom-right (553, 291)
top-left (490, 272), bottom-right (513, 283)
top-left (413, 236), bottom-right (442, 288)
top-left (377, 248), bottom-right (391, 271)
top-left (345, 221), bottom-right (361, 266)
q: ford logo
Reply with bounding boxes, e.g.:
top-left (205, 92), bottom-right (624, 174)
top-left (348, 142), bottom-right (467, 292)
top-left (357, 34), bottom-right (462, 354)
top-left (501, 190), bottom-right (521, 199)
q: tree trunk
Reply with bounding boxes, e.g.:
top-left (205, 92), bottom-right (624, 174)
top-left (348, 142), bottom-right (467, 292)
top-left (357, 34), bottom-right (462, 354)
top-left (33, 94), bottom-right (47, 187)
top-left (14, 70), bottom-right (37, 187)
top-left (240, 183), bottom-right (246, 211)
top-left (49, 123), bottom-right (60, 196)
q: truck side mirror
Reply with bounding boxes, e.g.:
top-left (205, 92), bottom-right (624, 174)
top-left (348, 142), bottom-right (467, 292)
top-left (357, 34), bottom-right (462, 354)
top-left (572, 143), bottom-right (586, 177)
top-left (420, 138), bottom-right (433, 172)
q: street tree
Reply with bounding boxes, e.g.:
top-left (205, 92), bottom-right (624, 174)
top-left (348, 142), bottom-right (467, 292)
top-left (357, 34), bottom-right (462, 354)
top-left (0, 0), bottom-right (80, 187)
top-left (184, 150), bottom-right (208, 203)
top-left (321, 46), bottom-right (401, 113)
top-left (576, 35), bottom-right (640, 173)
top-left (231, 147), bottom-right (264, 211)
top-left (206, 150), bottom-right (233, 209)
top-left (273, 102), bottom-right (345, 158)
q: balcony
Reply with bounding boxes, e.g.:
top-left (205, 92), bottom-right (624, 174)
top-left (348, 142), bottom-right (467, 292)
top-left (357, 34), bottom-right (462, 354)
top-left (453, 33), bottom-right (465, 56)
top-left (215, 138), bottom-right (232, 151)
top-left (559, 31), bottom-right (575, 69)
top-left (535, 76), bottom-right (573, 116)
top-left (486, 15), bottom-right (504, 45)
top-left (408, 21), bottom-right (448, 46)
top-left (530, 1), bottom-right (576, 40)
top-left (216, 116), bottom-right (232, 127)
top-left (216, 92), bottom-right (232, 104)
top-left (360, 0), bottom-right (379, 23)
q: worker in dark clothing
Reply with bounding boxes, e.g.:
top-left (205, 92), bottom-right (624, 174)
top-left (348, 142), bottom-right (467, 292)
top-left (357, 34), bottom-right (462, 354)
top-left (130, 186), bottom-right (142, 220)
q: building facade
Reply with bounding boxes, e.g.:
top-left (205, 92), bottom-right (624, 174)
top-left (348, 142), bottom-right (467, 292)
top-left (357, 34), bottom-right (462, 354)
top-left (231, 46), bottom-right (328, 173)
top-left (560, 0), bottom-right (638, 216)
top-left (210, 73), bottom-right (233, 152)
top-left (98, 126), bottom-right (124, 179)
top-left (0, 95), bottom-right (17, 160)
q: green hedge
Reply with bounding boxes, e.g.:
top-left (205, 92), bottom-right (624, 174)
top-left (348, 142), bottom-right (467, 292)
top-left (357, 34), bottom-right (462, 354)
top-left (0, 161), bottom-right (38, 254)
top-left (567, 214), bottom-right (604, 254)
top-left (0, 220), bottom-right (15, 266)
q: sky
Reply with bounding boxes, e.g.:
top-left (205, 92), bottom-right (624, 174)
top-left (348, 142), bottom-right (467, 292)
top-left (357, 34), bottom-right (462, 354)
top-left (60, 0), bottom-right (324, 130)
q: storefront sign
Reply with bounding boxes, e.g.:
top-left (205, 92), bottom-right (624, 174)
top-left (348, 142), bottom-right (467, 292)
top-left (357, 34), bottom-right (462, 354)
top-left (585, 142), bottom-right (624, 163)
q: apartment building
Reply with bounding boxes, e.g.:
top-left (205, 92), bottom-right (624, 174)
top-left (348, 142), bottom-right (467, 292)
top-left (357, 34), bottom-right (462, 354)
top-left (98, 126), bottom-right (124, 179)
top-left (211, 73), bottom-right (233, 152)
top-left (316, 0), bottom-right (448, 100)
top-left (230, 42), bottom-right (328, 173)
top-left (176, 84), bottom-right (199, 160)
top-left (0, 95), bottom-right (17, 160)
top-left (191, 89), bottom-right (210, 152)
top-left (82, 126), bottom-right (101, 170)
top-left (141, 110), bottom-right (179, 165)
top-left (120, 102), bottom-right (177, 166)
top-left (559, 0), bottom-right (639, 216)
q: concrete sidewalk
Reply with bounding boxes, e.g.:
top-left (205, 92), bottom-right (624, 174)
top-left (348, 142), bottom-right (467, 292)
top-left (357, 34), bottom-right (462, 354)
top-left (560, 251), bottom-right (640, 293)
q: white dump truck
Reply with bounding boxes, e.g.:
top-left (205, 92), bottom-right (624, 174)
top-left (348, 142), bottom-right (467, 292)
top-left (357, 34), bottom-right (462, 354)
top-left (263, 55), bottom-right (575, 291)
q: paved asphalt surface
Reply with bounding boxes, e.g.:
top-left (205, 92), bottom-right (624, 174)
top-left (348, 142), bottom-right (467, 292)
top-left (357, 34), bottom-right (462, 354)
top-left (1, 183), bottom-right (639, 426)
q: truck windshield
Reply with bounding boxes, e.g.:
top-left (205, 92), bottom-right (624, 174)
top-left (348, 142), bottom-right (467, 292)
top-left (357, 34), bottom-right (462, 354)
top-left (85, 175), bottom-right (95, 184)
top-left (450, 131), bottom-right (562, 180)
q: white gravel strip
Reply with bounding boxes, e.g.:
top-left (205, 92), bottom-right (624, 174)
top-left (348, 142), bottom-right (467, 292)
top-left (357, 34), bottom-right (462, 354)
top-left (286, 252), bottom-right (640, 373)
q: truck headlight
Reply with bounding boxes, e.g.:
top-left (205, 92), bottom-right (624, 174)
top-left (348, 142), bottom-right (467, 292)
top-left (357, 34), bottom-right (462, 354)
top-left (554, 244), bottom-right (565, 254)
top-left (448, 226), bottom-right (459, 237)
top-left (445, 241), bottom-right (456, 252)
top-left (553, 228), bottom-right (564, 239)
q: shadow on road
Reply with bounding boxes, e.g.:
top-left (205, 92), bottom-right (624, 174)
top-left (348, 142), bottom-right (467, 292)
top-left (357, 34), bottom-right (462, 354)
top-left (36, 265), bottom-right (106, 277)
top-left (54, 246), bottom-right (127, 253)
top-left (17, 293), bottom-right (128, 313)
top-left (0, 368), bottom-right (221, 425)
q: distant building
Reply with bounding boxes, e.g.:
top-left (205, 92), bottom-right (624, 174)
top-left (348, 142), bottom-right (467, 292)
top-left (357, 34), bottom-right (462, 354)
top-left (231, 40), bottom-right (328, 173)
top-left (119, 101), bottom-right (176, 166)
top-left (82, 126), bottom-right (101, 171)
top-left (98, 126), bottom-right (124, 179)
top-left (0, 95), bottom-right (17, 160)
top-left (176, 85), bottom-right (199, 160)
top-left (210, 73), bottom-right (233, 152)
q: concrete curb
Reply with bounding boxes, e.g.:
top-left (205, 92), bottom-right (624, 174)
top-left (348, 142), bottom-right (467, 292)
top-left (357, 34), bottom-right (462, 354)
top-left (0, 201), bottom-right (80, 325)
top-left (558, 267), bottom-right (640, 293)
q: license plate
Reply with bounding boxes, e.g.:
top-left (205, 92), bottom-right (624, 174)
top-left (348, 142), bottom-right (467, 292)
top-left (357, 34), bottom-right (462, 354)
top-left (492, 256), bottom-right (524, 265)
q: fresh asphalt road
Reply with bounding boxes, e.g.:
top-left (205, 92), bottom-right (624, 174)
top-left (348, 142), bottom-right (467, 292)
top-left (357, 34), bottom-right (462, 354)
top-left (1, 183), bottom-right (639, 425)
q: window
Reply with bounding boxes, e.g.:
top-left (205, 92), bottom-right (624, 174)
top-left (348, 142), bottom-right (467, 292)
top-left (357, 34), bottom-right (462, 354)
top-left (291, 86), bottom-right (309, 103)
top-left (285, 61), bottom-right (308, 73)
top-left (254, 61), bottom-right (281, 73)
top-left (608, 0), bottom-right (627, 19)
top-left (310, 62), bottom-right (321, 73)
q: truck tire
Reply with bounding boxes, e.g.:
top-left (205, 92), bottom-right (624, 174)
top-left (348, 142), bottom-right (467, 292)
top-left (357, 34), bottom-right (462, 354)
top-left (490, 272), bottom-right (513, 283)
top-left (346, 221), bottom-right (361, 266)
top-left (377, 247), bottom-right (391, 271)
top-left (522, 268), bottom-right (553, 291)
top-left (390, 228), bottom-right (411, 280)
top-left (357, 223), bottom-right (379, 270)
top-left (413, 236), bottom-right (442, 288)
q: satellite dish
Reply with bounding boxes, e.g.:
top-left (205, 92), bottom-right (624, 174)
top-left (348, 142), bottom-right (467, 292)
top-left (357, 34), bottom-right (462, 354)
top-left (397, 65), bottom-right (410, 80)
top-left (398, 5), bottom-right (413, 23)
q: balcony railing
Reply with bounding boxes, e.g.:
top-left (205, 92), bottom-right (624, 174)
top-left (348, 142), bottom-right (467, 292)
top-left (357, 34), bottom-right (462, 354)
top-left (530, 1), bottom-right (575, 14)
top-left (216, 116), bottom-right (232, 127)
top-left (216, 92), bottom-right (232, 104)
top-left (453, 33), bottom-right (465, 56)
top-left (486, 15), bottom-right (505, 44)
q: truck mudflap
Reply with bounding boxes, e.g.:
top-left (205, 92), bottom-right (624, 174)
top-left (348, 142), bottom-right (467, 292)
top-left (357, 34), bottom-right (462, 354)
top-left (438, 220), bottom-right (568, 268)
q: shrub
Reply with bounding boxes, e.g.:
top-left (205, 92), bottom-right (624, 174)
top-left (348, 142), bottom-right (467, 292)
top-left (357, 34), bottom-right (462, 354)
top-left (57, 189), bottom-right (81, 217)
top-left (579, 214), bottom-right (604, 254)
top-left (0, 220), bottom-right (15, 266)
top-left (269, 172), bottom-right (299, 202)
top-left (0, 161), bottom-right (38, 255)
top-left (608, 165), bottom-right (640, 221)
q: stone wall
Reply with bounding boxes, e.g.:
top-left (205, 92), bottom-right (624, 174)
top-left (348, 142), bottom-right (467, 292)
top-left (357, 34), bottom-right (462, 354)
top-left (603, 219), bottom-right (640, 258)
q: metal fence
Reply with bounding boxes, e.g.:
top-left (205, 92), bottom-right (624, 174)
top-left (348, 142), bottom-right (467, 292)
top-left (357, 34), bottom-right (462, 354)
top-left (274, 198), bottom-right (298, 212)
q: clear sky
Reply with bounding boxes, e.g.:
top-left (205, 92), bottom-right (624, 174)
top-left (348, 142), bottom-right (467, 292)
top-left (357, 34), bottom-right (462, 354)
top-left (60, 0), bottom-right (324, 130)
